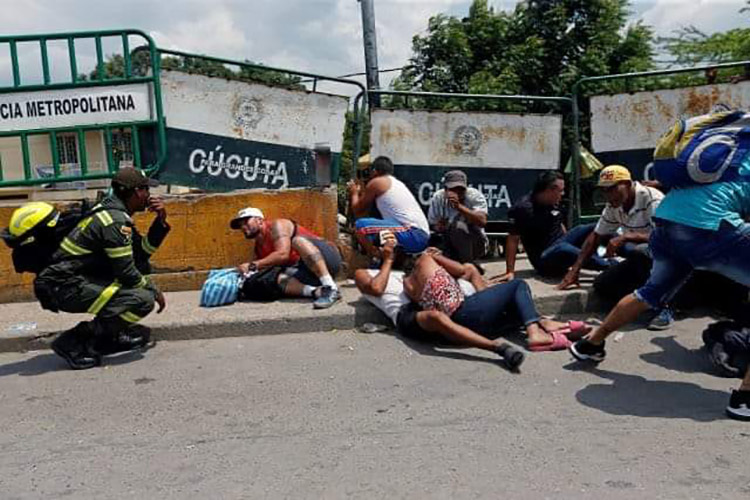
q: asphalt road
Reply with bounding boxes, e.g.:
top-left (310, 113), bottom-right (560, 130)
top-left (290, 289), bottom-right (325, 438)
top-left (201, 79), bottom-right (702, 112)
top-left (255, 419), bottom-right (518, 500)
top-left (1, 316), bottom-right (748, 499)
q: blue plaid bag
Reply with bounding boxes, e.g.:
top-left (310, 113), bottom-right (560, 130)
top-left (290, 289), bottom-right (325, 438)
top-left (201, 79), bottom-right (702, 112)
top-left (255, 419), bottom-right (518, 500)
top-left (200, 268), bottom-right (242, 307)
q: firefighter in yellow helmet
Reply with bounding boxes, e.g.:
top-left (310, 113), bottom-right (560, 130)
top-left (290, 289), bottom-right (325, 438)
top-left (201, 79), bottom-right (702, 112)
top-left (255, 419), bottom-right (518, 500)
top-left (33, 168), bottom-right (170, 370)
top-left (7, 201), bottom-right (57, 236)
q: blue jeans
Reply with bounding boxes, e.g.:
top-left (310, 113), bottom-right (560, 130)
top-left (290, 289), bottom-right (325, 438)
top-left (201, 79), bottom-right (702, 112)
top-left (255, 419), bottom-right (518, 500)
top-left (355, 218), bottom-right (429, 254)
top-left (451, 279), bottom-right (541, 335)
top-left (635, 219), bottom-right (750, 309)
top-left (536, 223), bottom-right (612, 277)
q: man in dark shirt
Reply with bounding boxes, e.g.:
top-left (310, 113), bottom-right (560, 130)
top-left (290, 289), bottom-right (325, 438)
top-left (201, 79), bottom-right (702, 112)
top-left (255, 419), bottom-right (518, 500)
top-left (496, 170), bottom-right (612, 281)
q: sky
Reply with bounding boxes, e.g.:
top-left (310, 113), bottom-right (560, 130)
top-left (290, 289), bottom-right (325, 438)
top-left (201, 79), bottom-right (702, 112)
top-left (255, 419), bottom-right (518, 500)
top-left (1, 0), bottom-right (748, 95)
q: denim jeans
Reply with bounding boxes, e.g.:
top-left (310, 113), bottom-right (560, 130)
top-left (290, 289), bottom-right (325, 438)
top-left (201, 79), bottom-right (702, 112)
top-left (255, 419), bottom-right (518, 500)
top-left (451, 279), bottom-right (541, 335)
top-left (536, 223), bottom-right (612, 277)
top-left (635, 219), bottom-right (750, 309)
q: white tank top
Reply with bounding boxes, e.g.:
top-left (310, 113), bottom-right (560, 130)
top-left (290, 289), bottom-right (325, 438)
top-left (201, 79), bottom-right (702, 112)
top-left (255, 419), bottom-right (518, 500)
top-left (362, 270), bottom-right (476, 325)
top-left (375, 176), bottom-right (429, 234)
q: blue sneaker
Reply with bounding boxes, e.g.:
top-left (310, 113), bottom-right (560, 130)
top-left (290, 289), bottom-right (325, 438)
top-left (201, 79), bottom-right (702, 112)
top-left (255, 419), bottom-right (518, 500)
top-left (647, 308), bottom-right (674, 331)
top-left (313, 286), bottom-right (341, 309)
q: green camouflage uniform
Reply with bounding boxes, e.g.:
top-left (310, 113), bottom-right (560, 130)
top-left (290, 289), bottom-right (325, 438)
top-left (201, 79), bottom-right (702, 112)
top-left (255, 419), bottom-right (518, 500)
top-left (35, 194), bottom-right (170, 335)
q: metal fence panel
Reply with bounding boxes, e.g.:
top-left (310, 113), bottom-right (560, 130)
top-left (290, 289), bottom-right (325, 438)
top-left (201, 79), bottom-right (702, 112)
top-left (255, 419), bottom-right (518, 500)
top-left (154, 70), bottom-right (351, 191)
top-left (0, 29), bottom-right (166, 188)
top-left (590, 81), bottom-right (750, 179)
top-left (371, 108), bottom-right (563, 222)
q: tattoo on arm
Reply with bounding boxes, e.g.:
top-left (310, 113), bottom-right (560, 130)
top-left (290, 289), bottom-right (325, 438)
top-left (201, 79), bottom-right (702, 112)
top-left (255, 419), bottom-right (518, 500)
top-left (302, 250), bottom-right (324, 269)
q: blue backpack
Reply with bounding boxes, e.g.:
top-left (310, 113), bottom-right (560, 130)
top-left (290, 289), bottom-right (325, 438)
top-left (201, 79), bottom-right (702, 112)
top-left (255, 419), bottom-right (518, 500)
top-left (652, 110), bottom-right (750, 189)
top-left (200, 268), bottom-right (242, 307)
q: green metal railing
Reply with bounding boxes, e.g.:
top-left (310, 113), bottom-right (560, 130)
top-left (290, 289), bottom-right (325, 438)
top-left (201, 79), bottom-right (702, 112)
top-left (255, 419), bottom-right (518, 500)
top-left (0, 29), bottom-right (167, 187)
top-left (570, 60), bottom-right (750, 225)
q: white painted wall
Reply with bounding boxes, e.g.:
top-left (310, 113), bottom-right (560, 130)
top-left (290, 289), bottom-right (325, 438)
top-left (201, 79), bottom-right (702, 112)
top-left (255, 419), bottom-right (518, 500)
top-left (591, 81), bottom-right (750, 152)
top-left (160, 70), bottom-right (349, 153)
top-left (370, 109), bottom-right (562, 169)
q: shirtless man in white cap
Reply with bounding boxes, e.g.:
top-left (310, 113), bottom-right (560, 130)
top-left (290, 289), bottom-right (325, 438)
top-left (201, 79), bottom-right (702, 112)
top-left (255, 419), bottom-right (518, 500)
top-left (230, 207), bottom-right (342, 309)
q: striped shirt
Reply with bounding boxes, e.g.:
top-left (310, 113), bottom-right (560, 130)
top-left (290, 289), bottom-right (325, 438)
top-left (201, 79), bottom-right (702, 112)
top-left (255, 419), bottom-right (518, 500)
top-left (594, 182), bottom-right (664, 236)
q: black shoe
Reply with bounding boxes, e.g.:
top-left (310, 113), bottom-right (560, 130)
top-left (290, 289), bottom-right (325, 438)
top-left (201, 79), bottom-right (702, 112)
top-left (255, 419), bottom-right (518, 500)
top-left (569, 339), bottom-right (607, 363)
top-left (726, 390), bottom-right (750, 421)
top-left (496, 343), bottom-right (525, 371)
top-left (96, 325), bottom-right (152, 355)
top-left (51, 323), bottom-right (101, 370)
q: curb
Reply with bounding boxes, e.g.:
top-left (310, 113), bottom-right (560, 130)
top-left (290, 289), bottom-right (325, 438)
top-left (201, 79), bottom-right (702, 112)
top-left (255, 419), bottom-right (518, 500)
top-left (0, 290), bottom-right (606, 354)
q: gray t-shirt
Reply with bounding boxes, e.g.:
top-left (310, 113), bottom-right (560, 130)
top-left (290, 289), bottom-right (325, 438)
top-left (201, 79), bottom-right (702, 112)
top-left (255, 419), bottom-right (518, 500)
top-left (428, 187), bottom-right (488, 229)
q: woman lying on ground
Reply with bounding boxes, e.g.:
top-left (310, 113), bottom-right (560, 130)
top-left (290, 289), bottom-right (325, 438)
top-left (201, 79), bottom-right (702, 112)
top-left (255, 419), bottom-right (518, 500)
top-left (401, 248), bottom-right (591, 353)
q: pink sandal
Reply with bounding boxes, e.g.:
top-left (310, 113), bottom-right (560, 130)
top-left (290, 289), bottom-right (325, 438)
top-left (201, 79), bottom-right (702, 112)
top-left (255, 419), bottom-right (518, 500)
top-left (548, 321), bottom-right (592, 340)
top-left (529, 331), bottom-right (572, 352)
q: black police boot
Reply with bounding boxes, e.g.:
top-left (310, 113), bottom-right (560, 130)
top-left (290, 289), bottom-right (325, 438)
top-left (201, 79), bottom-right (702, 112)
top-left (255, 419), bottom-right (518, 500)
top-left (95, 324), bottom-right (152, 356)
top-left (50, 322), bottom-right (101, 370)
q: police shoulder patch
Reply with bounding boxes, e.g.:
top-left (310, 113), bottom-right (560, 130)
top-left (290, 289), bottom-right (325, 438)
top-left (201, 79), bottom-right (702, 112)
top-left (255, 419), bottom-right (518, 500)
top-left (120, 225), bottom-right (133, 243)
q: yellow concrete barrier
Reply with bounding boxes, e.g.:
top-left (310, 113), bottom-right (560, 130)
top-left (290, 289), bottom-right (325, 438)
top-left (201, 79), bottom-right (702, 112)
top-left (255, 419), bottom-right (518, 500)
top-left (0, 188), bottom-right (339, 303)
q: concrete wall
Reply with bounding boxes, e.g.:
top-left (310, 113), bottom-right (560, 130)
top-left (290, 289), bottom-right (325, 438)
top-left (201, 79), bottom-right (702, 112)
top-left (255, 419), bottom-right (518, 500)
top-left (161, 70), bottom-right (349, 151)
top-left (371, 109), bottom-right (562, 169)
top-left (591, 81), bottom-right (750, 153)
top-left (370, 109), bottom-right (563, 221)
top-left (0, 188), bottom-right (338, 302)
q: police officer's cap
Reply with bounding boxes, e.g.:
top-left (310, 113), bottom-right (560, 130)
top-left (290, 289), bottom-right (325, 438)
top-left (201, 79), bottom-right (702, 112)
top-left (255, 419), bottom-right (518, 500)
top-left (112, 167), bottom-right (159, 190)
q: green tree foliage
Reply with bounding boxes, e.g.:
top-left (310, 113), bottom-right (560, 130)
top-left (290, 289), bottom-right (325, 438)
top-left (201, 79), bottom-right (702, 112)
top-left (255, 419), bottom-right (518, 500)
top-left (337, 111), bottom-right (371, 212)
top-left (340, 111), bottom-right (371, 182)
top-left (395, 0), bottom-right (655, 101)
top-left (90, 49), bottom-right (302, 89)
top-left (660, 0), bottom-right (750, 68)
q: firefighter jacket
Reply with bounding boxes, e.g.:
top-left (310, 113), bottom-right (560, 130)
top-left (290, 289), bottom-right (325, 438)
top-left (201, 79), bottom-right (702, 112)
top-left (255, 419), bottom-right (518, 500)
top-left (38, 194), bottom-right (170, 291)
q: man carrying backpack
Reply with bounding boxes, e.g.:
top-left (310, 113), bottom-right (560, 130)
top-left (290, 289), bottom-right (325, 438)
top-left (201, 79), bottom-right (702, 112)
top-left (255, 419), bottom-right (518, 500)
top-left (569, 110), bottom-right (750, 421)
top-left (33, 168), bottom-right (170, 370)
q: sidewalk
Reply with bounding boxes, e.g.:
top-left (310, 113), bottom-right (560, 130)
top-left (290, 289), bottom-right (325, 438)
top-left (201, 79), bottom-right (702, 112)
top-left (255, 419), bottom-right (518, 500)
top-left (0, 256), bottom-right (606, 353)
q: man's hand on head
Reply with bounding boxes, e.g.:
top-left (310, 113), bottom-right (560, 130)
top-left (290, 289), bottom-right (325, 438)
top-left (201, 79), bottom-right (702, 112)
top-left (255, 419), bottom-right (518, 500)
top-left (346, 180), bottom-right (362, 196)
top-left (148, 196), bottom-right (167, 221)
top-left (381, 232), bottom-right (397, 262)
top-left (446, 191), bottom-right (461, 209)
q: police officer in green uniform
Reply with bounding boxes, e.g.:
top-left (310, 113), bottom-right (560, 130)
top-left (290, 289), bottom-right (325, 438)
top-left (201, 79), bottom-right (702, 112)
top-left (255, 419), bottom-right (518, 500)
top-left (35, 168), bottom-right (170, 370)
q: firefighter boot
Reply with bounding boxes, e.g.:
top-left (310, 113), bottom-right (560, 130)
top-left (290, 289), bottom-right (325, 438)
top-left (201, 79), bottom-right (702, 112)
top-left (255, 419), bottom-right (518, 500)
top-left (95, 324), bottom-right (151, 355)
top-left (50, 322), bottom-right (102, 370)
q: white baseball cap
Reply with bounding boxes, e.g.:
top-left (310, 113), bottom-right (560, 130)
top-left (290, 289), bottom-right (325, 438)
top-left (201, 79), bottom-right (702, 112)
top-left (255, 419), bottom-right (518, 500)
top-left (230, 207), bottom-right (264, 229)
